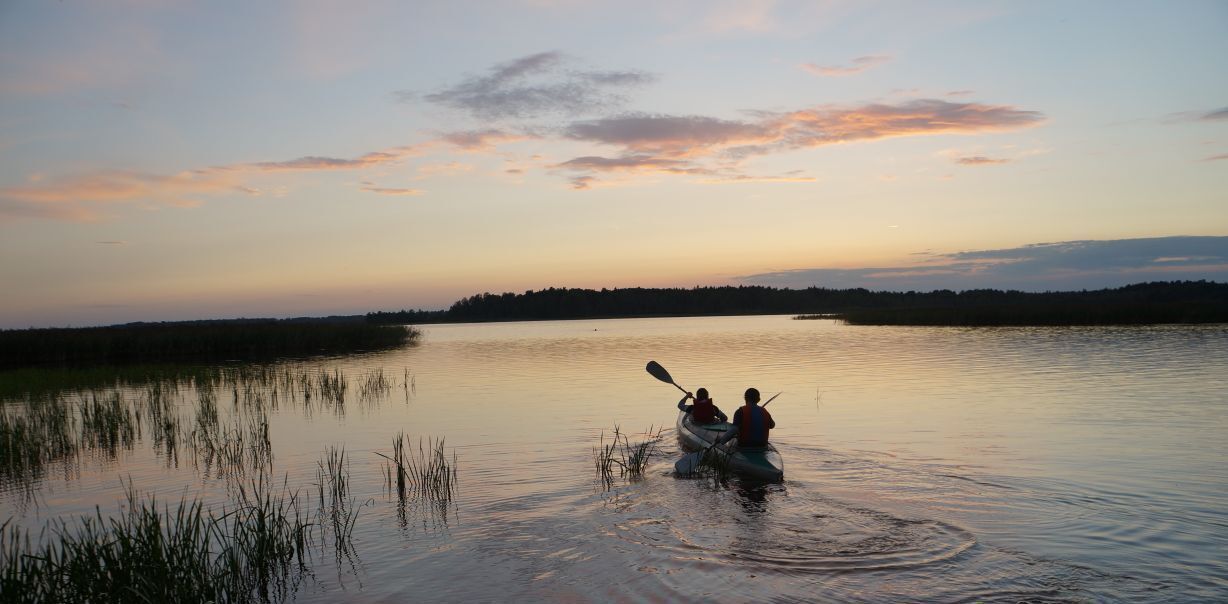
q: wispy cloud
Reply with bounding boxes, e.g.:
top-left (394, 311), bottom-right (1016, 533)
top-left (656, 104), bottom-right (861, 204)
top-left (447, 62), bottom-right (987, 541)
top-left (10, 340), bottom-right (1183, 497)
top-left (1204, 153), bottom-right (1228, 161)
top-left (696, 0), bottom-right (780, 35)
top-left (437, 129), bottom-right (531, 151)
top-left (1201, 106), bottom-right (1228, 121)
top-left (697, 174), bottom-right (817, 184)
top-left (563, 114), bottom-right (773, 157)
top-left (801, 55), bottom-right (890, 77)
top-left (412, 51), bottom-right (654, 120)
top-left (956, 156), bottom-right (1010, 165)
top-left (556, 99), bottom-right (1043, 186)
top-left (569, 175), bottom-right (597, 190)
top-left (0, 145), bottom-right (422, 222)
top-left (359, 183), bottom-right (424, 196)
top-left (0, 169), bottom-right (246, 222)
top-left (95, 240), bottom-right (127, 245)
top-left (740, 236), bottom-right (1228, 291)
top-left (554, 155), bottom-right (708, 174)
top-left (246, 149), bottom-right (413, 171)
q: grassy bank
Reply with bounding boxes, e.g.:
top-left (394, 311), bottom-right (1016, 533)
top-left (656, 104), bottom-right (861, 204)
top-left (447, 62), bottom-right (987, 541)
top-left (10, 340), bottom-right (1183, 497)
top-left (0, 321), bottom-right (418, 368)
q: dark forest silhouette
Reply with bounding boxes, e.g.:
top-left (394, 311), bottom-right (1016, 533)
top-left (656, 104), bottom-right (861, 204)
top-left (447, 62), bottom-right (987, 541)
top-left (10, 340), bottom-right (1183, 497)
top-left (368, 281), bottom-right (1228, 326)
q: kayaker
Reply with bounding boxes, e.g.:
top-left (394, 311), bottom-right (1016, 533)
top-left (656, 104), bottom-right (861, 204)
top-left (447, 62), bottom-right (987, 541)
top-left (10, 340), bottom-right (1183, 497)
top-left (677, 387), bottom-right (728, 424)
top-left (722, 387), bottom-right (774, 448)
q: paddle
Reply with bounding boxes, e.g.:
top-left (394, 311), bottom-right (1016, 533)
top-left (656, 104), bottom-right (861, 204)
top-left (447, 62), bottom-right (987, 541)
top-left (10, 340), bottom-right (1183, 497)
top-left (645, 360), bottom-right (688, 394)
top-left (674, 391), bottom-right (782, 475)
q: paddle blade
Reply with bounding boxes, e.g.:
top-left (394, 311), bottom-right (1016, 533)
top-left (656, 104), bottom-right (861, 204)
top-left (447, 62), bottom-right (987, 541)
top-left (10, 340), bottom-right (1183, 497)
top-left (674, 451), bottom-right (704, 475)
top-left (645, 361), bottom-right (674, 385)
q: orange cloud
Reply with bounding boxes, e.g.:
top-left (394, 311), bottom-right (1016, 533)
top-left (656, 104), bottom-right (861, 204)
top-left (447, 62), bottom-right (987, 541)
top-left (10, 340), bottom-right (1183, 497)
top-left (769, 100), bottom-right (1043, 147)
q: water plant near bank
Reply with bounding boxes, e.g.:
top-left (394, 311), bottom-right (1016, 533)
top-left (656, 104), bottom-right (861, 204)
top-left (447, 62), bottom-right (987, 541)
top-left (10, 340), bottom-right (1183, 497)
top-left (0, 482), bottom-right (313, 604)
top-left (594, 425), bottom-right (662, 487)
top-left (378, 432), bottom-right (458, 510)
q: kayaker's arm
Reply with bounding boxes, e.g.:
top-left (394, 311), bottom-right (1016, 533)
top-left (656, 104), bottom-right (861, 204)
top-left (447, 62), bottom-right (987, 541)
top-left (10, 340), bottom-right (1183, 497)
top-left (677, 392), bottom-right (694, 412)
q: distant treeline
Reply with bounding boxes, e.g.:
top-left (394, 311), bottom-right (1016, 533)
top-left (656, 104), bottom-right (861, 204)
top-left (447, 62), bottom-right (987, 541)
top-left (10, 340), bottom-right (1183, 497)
top-left (368, 281), bottom-right (1228, 326)
top-left (0, 320), bottom-right (418, 368)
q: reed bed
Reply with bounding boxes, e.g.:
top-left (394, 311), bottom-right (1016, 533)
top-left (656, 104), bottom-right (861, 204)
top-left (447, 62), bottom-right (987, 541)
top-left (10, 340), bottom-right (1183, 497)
top-left (594, 425), bottom-right (663, 486)
top-left (0, 321), bottom-right (419, 367)
top-left (0, 482), bottom-right (313, 604)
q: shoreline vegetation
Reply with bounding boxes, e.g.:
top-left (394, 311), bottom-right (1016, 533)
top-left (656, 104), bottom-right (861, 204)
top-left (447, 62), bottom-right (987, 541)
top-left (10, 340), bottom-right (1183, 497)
top-left (0, 321), bottom-right (417, 368)
top-left (2, 281), bottom-right (1224, 369)
top-left (368, 280), bottom-right (1228, 327)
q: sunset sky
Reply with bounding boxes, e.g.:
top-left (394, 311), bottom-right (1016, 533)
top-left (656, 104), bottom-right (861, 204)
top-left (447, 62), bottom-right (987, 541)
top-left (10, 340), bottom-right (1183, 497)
top-left (2, 1), bottom-right (1226, 328)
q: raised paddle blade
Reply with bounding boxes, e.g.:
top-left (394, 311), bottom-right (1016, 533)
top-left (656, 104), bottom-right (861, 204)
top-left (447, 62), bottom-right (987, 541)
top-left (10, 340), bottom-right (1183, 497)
top-left (645, 361), bottom-right (674, 384)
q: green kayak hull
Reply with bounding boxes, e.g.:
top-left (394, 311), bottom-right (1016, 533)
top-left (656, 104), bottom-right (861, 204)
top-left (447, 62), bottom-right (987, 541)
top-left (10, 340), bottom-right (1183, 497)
top-left (675, 410), bottom-right (784, 481)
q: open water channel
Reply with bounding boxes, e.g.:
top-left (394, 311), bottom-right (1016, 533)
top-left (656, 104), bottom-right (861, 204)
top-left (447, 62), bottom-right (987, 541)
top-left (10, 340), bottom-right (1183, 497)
top-left (2, 316), bottom-right (1226, 602)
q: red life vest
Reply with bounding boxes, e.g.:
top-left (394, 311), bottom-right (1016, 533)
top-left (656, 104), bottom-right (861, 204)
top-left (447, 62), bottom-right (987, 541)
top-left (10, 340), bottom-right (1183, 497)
top-left (691, 398), bottom-right (719, 424)
top-left (737, 405), bottom-right (772, 447)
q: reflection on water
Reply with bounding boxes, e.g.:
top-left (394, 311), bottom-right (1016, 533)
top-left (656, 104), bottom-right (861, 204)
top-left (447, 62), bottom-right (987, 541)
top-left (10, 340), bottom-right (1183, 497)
top-left (2, 316), bottom-right (1226, 601)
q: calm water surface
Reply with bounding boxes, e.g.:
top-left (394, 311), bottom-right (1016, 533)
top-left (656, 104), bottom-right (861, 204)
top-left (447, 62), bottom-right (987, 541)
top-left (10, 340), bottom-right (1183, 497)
top-left (4, 316), bottom-right (1227, 602)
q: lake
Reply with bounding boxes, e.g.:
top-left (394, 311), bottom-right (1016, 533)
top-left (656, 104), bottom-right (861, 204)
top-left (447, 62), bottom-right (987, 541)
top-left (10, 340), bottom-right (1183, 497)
top-left (3, 316), bottom-right (1226, 602)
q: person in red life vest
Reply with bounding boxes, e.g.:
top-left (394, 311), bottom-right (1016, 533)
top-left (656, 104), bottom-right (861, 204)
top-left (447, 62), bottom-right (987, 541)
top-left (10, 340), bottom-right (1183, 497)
top-left (677, 387), bottom-right (728, 424)
top-left (724, 387), bottom-right (774, 448)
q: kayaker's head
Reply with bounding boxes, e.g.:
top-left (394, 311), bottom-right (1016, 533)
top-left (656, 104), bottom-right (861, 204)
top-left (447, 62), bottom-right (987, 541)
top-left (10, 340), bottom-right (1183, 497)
top-left (696, 387), bottom-right (709, 401)
top-left (744, 388), bottom-right (761, 405)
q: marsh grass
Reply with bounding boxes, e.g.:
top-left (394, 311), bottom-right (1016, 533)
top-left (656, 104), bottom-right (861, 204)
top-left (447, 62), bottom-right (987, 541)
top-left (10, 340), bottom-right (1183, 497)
top-left (357, 368), bottom-right (391, 405)
top-left (594, 425), bottom-right (663, 487)
top-left (378, 432), bottom-right (458, 523)
top-left (78, 391), bottom-right (137, 456)
top-left (694, 445), bottom-right (734, 483)
top-left (189, 410), bottom-right (272, 480)
top-left (0, 401), bottom-right (76, 499)
top-left (314, 446), bottom-right (361, 563)
top-left (401, 368), bottom-right (416, 402)
top-left (0, 480), bottom-right (314, 604)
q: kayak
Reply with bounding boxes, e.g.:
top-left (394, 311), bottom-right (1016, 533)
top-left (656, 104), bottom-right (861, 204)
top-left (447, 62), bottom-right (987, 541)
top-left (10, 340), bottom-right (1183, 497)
top-left (675, 410), bottom-right (784, 481)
